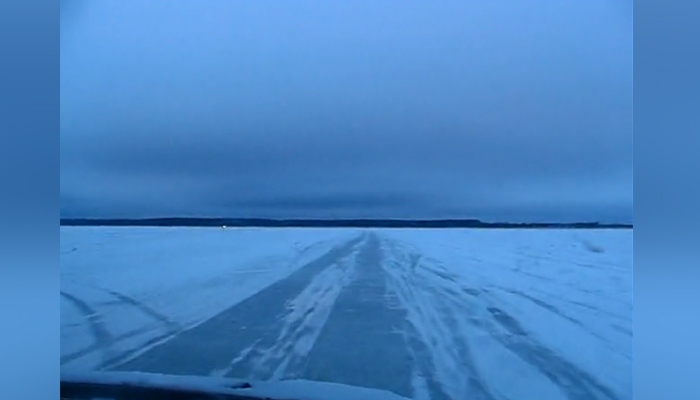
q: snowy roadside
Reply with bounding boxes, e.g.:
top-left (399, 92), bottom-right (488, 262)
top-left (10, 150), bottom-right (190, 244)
top-left (60, 227), bottom-right (359, 370)
top-left (61, 227), bottom-right (633, 400)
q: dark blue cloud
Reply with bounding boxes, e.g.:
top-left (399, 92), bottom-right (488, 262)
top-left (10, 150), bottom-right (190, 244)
top-left (60, 0), bottom-right (633, 222)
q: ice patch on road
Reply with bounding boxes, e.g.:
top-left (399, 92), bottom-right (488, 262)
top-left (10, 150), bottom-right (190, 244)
top-left (216, 251), bottom-right (360, 380)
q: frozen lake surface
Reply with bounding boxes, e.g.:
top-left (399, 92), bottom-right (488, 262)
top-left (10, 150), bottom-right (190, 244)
top-left (60, 227), bottom-right (633, 400)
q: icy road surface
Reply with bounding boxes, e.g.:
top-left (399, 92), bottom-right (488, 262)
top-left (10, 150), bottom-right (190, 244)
top-left (61, 227), bottom-right (633, 400)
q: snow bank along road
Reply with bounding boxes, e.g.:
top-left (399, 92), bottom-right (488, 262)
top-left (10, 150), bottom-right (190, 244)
top-left (60, 227), bottom-right (633, 400)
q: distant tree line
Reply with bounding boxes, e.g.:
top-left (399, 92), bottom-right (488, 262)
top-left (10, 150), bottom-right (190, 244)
top-left (60, 218), bottom-right (632, 229)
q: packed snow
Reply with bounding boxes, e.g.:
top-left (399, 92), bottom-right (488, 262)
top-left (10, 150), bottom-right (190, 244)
top-left (61, 227), bottom-right (633, 400)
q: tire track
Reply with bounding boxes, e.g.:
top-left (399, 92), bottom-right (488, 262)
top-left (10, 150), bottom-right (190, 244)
top-left (214, 249), bottom-right (360, 380)
top-left (109, 234), bottom-right (364, 376)
top-left (98, 328), bottom-right (192, 371)
top-left (61, 327), bottom-right (150, 366)
top-left (402, 325), bottom-right (452, 400)
top-left (61, 247), bottom-right (78, 255)
top-left (62, 288), bottom-right (183, 367)
top-left (300, 233), bottom-right (414, 398)
top-left (611, 324), bottom-right (633, 337)
top-left (404, 255), bottom-right (624, 400)
top-left (485, 306), bottom-right (621, 400)
top-left (60, 291), bottom-right (115, 365)
top-left (381, 241), bottom-right (496, 400)
top-left (515, 251), bottom-right (626, 273)
top-left (407, 262), bottom-right (623, 400)
top-left (103, 289), bottom-right (181, 334)
top-left (500, 289), bottom-right (632, 361)
top-left (562, 298), bottom-right (631, 323)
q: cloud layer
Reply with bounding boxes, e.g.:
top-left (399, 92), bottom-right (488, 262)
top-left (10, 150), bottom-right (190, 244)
top-left (61, 0), bottom-right (633, 222)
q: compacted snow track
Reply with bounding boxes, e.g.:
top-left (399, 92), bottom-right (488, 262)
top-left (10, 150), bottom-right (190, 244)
top-left (61, 227), bottom-right (633, 400)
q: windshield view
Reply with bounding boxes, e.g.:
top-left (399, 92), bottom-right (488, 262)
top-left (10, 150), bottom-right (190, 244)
top-left (60, 2), bottom-right (633, 400)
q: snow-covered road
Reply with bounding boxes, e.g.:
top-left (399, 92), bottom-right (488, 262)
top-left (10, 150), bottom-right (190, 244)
top-left (60, 227), bottom-right (633, 400)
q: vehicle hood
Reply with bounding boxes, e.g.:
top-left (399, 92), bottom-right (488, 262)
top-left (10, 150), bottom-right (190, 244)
top-left (60, 370), bottom-right (412, 400)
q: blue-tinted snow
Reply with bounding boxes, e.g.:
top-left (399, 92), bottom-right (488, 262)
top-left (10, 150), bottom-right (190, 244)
top-left (61, 227), bottom-right (632, 400)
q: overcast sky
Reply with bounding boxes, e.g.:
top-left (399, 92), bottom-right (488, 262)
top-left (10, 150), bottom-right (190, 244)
top-left (60, 0), bottom-right (633, 222)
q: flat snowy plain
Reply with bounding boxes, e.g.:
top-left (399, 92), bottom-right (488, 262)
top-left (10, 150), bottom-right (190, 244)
top-left (60, 227), bottom-right (633, 400)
